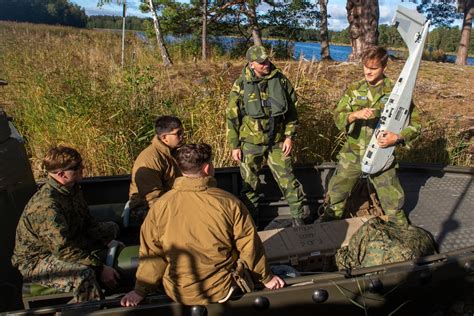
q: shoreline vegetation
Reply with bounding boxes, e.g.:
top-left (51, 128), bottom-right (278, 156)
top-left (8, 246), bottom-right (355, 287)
top-left (0, 21), bottom-right (472, 179)
top-left (93, 30), bottom-right (474, 59)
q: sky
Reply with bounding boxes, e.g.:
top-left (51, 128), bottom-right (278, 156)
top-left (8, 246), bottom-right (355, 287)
top-left (71, 0), bottom-right (455, 31)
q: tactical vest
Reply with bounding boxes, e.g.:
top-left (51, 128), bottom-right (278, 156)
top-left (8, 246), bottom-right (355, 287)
top-left (242, 73), bottom-right (288, 119)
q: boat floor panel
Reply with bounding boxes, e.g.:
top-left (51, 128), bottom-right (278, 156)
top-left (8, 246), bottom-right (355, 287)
top-left (402, 171), bottom-right (473, 253)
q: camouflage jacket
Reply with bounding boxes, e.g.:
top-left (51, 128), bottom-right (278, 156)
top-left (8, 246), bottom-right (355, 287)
top-left (12, 177), bottom-right (115, 274)
top-left (334, 77), bottom-right (421, 161)
top-left (226, 64), bottom-right (298, 149)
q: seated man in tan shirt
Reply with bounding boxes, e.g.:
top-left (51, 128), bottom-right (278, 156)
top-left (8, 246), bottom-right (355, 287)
top-left (121, 143), bottom-right (284, 306)
top-left (127, 116), bottom-right (184, 227)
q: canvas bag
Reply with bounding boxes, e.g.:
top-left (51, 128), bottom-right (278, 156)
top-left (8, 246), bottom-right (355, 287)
top-left (335, 217), bottom-right (438, 270)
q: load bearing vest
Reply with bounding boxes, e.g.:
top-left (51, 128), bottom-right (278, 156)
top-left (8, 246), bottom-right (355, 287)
top-left (242, 74), bottom-right (288, 119)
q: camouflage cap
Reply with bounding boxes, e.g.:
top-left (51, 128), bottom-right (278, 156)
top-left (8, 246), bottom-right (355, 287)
top-left (246, 46), bottom-right (269, 63)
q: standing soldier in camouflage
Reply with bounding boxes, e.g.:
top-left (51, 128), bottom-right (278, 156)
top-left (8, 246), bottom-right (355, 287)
top-left (226, 45), bottom-right (307, 227)
top-left (321, 46), bottom-right (421, 224)
top-left (12, 146), bottom-right (121, 303)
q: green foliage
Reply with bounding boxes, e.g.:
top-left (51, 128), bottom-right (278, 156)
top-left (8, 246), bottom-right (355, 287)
top-left (427, 26), bottom-right (462, 53)
top-left (262, 0), bottom-right (320, 42)
top-left (160, 2), bottom-right (200, 36)
top-left (87, 15), bottom-right (151, 31)
top-left (330, 24), bottom-right (473, 55)
top-left (378, 24), bottom-right (404, 48)
top-left (0, 0), bottom-right (87, 27)
top-left (166, 36), bottom-right (202, 60)
top-left (329, 28), bottom-right (350, 45)
top-left (415, 0), bottom-right (461, 27)
top-left (93, 0), bottom-right (199, 38)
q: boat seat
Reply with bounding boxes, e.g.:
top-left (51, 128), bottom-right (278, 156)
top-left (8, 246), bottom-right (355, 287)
top-left (121, 201), bottom-right (131, 228)
top-left (115, 245), bottom-right (140, 281)
top-left (88, 203), bottom-right (125, 225)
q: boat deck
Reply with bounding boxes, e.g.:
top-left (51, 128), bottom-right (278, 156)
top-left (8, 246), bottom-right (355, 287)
top-left (81, 164), bottom-right (474, 254)
top-left (403, 167), bottom-right (474, 253)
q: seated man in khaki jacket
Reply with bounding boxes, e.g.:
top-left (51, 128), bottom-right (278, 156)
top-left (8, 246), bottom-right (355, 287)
top-left (127, 116), bottom-right (183, 226)
top-left (121, 143), bottom-right (285, 306)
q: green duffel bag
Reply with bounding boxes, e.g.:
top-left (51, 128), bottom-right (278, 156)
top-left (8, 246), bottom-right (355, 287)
top-left (335, 217), bottom-right (438, 270)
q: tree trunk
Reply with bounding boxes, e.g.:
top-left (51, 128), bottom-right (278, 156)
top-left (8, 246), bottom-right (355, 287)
top-left (346, 0), bottom-right (379, 62)
top-left (456, 0), bottom-right (474, 65)
top-left (201, 0), bottom-right (208, 61)
top-left (147, 0), bottom-right (172, 66)
top-left (319, 0), bottom-right (332, 60)
top-left (248, 3), bottom-right (262, 46)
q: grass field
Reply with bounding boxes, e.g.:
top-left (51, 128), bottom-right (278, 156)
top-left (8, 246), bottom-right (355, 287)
top-left (0, 21), bottom-right (472, 179)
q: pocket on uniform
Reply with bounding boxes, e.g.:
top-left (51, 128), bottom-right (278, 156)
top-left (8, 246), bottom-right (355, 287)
top-left (337, 143), bottom-right (358, 164)
top-left (240, 116), bottom-right (260, 134)
top-left (352, 98), bottom-right (369, 109)
top-left (240, 116), bottom-right (265, 144)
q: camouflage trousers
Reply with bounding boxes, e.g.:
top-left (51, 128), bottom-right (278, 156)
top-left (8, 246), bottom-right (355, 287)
top-left (240, 142), bottom-right (305, 219)
top-left (24, 255), bottom-right (103, 303)
top-left (326, 154), bottom-right (407, 224)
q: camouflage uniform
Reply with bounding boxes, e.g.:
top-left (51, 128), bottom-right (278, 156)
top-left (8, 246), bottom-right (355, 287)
top-left (326, 77), bottom-right (421, 224)
top-left (226, 61), bottom-right (305, 220)
top-left (12, 177), bottom-right (119, 303)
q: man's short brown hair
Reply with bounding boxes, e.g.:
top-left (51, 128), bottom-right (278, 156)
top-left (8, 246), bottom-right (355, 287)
top-left (155, 116), bottom-right (183, 137)
top-left (175, 143), bottom-right (212, 174)
top-left (43, 146), bottom-right (82, 173)
top-left (362, 46), bottom-right (389, 67)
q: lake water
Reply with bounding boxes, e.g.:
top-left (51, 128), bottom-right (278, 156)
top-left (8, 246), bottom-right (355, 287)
top-left (293, 41), bottom-right (474, 66)
top-left (154, 34), bottom-right (474, 66)
top-left (215, 36), bottom-right (474, 66)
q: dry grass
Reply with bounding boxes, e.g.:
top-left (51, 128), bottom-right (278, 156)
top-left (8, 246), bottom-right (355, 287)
top-left (0, 21), bottom-right (472, 179)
